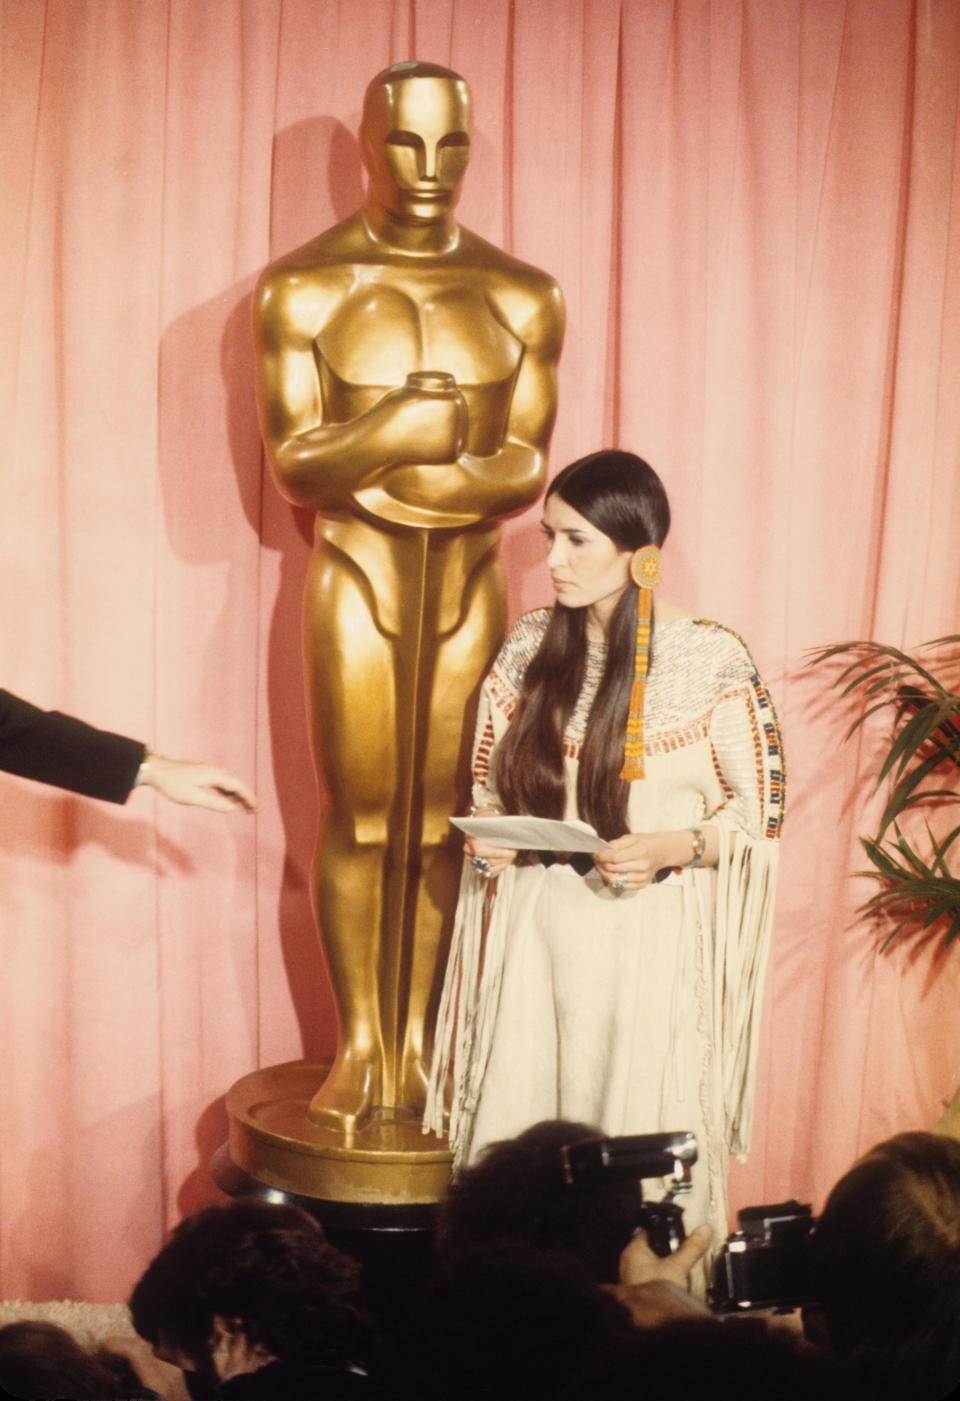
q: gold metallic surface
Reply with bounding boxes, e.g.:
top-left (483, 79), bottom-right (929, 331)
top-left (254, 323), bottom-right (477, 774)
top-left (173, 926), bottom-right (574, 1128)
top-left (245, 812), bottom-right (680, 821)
top-left (253, 62), bottom-right (564, 1137)
top-left (227, 1060), bottom-right (452, 1203)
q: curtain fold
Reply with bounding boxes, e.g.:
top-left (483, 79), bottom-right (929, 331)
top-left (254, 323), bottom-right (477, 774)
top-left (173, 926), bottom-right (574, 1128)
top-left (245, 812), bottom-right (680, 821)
top-left (1, 0), bottom-right (958, 1302)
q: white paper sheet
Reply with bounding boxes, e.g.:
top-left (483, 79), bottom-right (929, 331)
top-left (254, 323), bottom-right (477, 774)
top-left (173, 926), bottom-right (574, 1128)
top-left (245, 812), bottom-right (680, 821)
top-left (450, 814), bottom-right (613, 852)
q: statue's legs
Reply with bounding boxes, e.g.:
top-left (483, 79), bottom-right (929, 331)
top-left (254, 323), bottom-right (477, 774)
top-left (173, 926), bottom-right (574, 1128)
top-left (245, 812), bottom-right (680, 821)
top-left (303, 549), bottom-right (398, 1131)
top-left (301, 538), bottom-right (504, 1130)
top-left (398, 555), bottom-right (505, 1113)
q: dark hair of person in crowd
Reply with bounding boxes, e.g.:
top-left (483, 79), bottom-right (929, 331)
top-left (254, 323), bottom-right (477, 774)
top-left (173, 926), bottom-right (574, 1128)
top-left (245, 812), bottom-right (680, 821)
top-left (373, 1240), bottom-right (636, 1401)
top-left (129, 1198), bottom-right (371, 1387)
top-left (569, 1313), bottom-right (870, 1401)
top-left (810, 1130), bottom-right (960, 1401)
top-left (493, 449), bottom-right (672, 840)
top-left (438, 1118), bottom-right (644, 1284)
top-left (0, 1319), bottom-right (156, 1400)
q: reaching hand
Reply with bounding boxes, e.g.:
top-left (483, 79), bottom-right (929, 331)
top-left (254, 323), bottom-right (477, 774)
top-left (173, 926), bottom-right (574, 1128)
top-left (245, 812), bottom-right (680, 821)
top-left (606, 1223), bottom-right (715, 1328)
top-left (606, 1277), bottom-right (712, 1328)
top-left (137, 753), bottom-right (258, 813)
top-left (618, 1222), bottom-right (714, 1289)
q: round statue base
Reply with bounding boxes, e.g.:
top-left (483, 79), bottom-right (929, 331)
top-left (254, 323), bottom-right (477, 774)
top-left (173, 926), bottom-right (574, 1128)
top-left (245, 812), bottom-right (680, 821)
top-left (218, 1058), bottom-right (453, 1205)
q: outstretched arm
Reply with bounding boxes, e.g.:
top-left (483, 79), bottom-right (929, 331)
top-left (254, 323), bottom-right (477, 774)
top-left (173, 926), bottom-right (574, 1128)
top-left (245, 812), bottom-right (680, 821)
top-left (0, 690), bottom-right (256, 812)
top-left (134, 752), bottom-right (257, 813)
top-left (0, 689), bottom-right (145, 803)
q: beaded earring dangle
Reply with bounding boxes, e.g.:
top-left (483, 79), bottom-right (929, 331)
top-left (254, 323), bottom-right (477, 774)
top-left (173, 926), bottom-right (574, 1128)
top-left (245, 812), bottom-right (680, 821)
top-left (619, 544), bottom-right (663, 782)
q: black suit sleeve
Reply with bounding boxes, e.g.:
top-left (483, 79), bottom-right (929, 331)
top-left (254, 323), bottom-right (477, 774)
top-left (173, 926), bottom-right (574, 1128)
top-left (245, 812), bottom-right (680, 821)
top-left (0, 688), bottom-right (146, 803)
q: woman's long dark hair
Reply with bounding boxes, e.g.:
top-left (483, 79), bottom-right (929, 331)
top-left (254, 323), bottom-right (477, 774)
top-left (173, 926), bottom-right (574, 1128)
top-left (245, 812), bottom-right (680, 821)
top-left (494, 450), bottom-right (670, 840)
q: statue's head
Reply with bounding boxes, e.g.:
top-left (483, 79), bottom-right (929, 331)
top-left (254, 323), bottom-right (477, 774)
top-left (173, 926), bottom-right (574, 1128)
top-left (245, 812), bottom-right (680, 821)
top-left (360, 62), bottom-right (472, 222)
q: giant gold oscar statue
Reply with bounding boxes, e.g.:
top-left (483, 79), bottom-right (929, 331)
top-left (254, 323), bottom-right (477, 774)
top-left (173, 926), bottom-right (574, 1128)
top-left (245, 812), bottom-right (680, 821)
top-left (223, 61), bottom-right (564, 1205)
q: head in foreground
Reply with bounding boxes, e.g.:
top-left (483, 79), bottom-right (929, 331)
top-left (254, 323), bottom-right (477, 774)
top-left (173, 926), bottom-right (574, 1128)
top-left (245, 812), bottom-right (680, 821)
top-left (439, 1117), bottom-right (644, 1283)
top-left (811, 1130), bottom-right (960, 1401)
top-left (0, 1320), bottom-right (148, 1400)
top-left (129, 1198), bottom-right (370, 1387)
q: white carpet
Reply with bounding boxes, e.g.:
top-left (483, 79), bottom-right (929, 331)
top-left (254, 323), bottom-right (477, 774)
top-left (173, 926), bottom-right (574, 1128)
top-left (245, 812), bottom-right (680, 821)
top-left (0, 1299), bottom-right (135, 1347)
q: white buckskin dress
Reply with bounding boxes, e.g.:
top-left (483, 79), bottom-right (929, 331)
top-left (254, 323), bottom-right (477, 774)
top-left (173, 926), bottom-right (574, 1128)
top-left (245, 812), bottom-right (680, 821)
top-left (425, 608), bottom-right (785, 1248)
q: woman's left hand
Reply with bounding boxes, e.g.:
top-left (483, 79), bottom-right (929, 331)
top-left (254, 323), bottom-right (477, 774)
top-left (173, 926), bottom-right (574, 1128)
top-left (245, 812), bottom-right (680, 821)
top-left (592, 832), bottom-right (666, 891)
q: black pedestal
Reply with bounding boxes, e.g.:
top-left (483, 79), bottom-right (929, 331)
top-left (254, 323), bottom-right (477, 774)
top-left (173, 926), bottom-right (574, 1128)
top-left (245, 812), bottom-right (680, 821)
top-left (210, 1145), bottom-right (438, 1330)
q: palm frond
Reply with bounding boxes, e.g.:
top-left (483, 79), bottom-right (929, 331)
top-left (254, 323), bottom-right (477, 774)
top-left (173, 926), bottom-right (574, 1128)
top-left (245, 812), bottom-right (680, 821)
top-left (858, 831), bottom-right (960, 951)
top-left (812, 637), bottom-right (960, 952)
top-left (809, 640), bottom-right (951, 699)
top-left (876, 706), bottom-right (949, 786)
top-left (878, 749), bottom-right (959, 835)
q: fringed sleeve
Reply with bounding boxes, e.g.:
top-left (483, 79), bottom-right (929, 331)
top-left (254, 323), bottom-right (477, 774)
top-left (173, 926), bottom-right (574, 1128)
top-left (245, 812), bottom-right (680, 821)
top-left (714, 825), bottom-right (780, 1156)
top-left (704, 632), bottom-right (786, 1158)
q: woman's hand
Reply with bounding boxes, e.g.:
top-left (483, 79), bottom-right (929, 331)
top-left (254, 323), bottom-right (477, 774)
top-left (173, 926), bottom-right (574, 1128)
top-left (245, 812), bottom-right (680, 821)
top-left (592, 831), bottom-right (667, 891)
top-left (463, 805), bottom-right (517, 880)
top-left (593, 827), bottom-right (717, 891)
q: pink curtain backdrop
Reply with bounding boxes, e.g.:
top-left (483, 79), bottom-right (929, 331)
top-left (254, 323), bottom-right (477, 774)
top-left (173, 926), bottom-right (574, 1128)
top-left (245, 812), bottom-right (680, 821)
top-left (1, 0), bottom-right (958, 1303)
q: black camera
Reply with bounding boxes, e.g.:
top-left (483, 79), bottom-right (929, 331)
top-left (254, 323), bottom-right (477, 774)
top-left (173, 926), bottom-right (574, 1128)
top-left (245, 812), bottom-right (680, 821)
top-left (560, 1130), bottom-right (697, 1258)
top-left (710, 1200), bottom-right (816, 1312)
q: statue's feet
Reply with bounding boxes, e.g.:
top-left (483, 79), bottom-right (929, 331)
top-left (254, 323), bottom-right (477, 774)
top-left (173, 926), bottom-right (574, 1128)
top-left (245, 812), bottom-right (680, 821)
top-left (399, 1052), bottom-right (431, 1119)
top-left (307, 1049), bottom-right (381, 1134)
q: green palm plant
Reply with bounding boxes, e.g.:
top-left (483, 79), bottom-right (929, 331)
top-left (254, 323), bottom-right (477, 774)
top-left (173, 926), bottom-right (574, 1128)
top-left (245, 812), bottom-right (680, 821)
top-left (809, 635), bottom-right (960, 950)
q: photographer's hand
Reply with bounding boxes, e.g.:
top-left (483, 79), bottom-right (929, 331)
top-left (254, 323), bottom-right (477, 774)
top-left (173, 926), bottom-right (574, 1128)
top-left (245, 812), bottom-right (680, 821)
top-left (606, 1225), bottom-right (714, 1328)
top-left (619, 1222), bottom-right (714, 1289)
top-left (607, 1279), bottom-right (712, 1328)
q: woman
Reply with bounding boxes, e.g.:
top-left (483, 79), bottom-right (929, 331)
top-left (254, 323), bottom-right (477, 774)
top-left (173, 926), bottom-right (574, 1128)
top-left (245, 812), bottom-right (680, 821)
top-left (426, 450), bottom-right (785, 1248)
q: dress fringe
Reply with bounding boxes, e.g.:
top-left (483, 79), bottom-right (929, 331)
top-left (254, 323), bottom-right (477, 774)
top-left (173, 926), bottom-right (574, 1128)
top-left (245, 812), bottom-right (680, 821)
top-left (714, 823), bottom-right (780, 1158)
top-left (424, 863), bottom-right (517, 1165)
